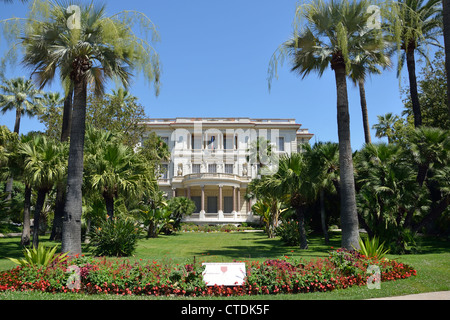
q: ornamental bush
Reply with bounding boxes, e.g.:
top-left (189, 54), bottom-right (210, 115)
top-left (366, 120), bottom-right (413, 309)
top-left (87, 217), bottom-right (142, 257)
top-left (0, 249), bottom-right (416, 296)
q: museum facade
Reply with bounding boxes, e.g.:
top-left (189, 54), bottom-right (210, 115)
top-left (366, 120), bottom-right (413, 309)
top-left (139, 118), bottom-right (313, 224)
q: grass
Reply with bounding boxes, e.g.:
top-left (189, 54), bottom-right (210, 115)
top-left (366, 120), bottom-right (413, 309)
top-left (1, 230), bottom-right (449, 300)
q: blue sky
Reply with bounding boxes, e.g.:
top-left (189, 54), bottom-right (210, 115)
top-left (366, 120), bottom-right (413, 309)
top-left (0, 0), bottom-right (424, 151)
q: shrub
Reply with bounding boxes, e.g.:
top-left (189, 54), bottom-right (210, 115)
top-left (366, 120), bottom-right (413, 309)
top-left (87, 217), bottom-right (141, 257)
top-left (275, 220), bottom-right (310, 246)
top-left (8, 245), bottom-right (68, 267)
top-left (355, 236), bottom-right (390, 259)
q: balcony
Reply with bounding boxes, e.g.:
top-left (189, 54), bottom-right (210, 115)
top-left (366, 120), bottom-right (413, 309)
top-left (168, 172), bottom-right (251, 186)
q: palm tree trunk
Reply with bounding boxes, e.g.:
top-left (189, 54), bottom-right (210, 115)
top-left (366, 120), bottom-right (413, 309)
top-left (62, 78), bottom-right (87, 256)
top-left (61, 85), bottom-right (73, 142)
top-left (295, 206), bottom-right (308, 249)
top-left (358, 79), bottom-right (371, 144)
top-left (443, 0), bottom-right (450, 118)
top-left (320, 189), bottom-right (329, 244)
top-left (406, 48), bottom-right (422, 128)
top-left (104, 193), bottom-right (115, 219)
top-left (50, 182), bottom-right (65, 241)
top-left (4, 109), bottom-right (21, 202)
top-left (13, 108), bottom-right (21, 135)
top-left (21, 184), bottom-right (32, 246)
top-left (333, 63), bottom-right (360, 250)
top-left (51, 87), bottom-right (73, 241)
top-left (32, 189), bottom-right (47, 249)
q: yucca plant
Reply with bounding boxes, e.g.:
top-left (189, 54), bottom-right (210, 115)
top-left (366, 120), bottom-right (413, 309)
top-left (355, 236), bottom-right (390, 259)
top-left (8, 245), bottom-right (69, 267)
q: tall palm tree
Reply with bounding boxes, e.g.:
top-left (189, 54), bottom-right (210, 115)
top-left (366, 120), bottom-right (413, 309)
top-left (372, 112), bottom-right (400, 143)
top-left (384, 0), bottom-right (443, 128)
top-left (268, 0), bottom-right (385, 249)
top-left (0, 77), bottom-right (42, 201)
top-left (0, 77), bottom-right (42, 135)
top-left (443, 0), bottom-right (450, 117)
top-left (19, 135), bottom-right (67, 248)
top-left (20, 1), bottom-right (161, 256)
top-left (348, 46), bottom-right (392, 144)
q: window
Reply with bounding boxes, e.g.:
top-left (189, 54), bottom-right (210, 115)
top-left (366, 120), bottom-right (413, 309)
top-left (278, 137), bottom-right (285, 152)
top-left (208, 164), bottom-right (217, 173)
top-left (225, 164), bottom-right (233, 174)
top-left (192, 164), bottom-right (201, 174)
top-left (207, 196), bottom-right (218, 213)
top-left (159, 164), bottom-right (169, 179)
top-left (224, 134), bottom-right (234, 150)
top-left (224, 196), bottom-right (233, 213)
top-left (191, 196), bottom-right (201, 213)
top-left (205, 135), bottom-right (217, 150)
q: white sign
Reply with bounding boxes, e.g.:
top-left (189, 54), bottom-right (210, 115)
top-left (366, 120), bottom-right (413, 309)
top-left (202, 263), bottom-right (246, 286)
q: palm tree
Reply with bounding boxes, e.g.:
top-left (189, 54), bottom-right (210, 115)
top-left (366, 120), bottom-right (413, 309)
top-left (384, 0), bottom-right (443, 128)
top-left (0, 77), bottom-right (42, 135)
top-left (271, 153), bottom-right (318, 249)
top-left (86, 141), bottom-right (145, 219)
top-left (167, 196), bottom-right (197, 230)
top-left (248, 177), bottom-right (288, 238)
top-left (268, 0), bottom-right (384, 249)
top-left (19, 135), bottom-right (67, 248)
top-left (348, 46), bottom-right (392, 144)
top-left (354, 142), bottom-right (420, 244)
top-left (0, 77), bottom-right (43, 201)
top-left (304, 142), bottom-right (340, 243)
top-left (20, 1), bottom-right (161, 255)
top-left (408, 126), bottom-right (450, 187)
top-left (372, 112), bottom-right (400, 143)
top-left (443, 0), bottom-right (450, 118)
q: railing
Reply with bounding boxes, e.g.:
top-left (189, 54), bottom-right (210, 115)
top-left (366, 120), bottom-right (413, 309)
top-left (183, 173), bottom-right (250, 181)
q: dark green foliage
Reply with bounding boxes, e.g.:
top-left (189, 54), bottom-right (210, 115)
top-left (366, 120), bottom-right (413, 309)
top-left (87, 217), bottom-right (142, 257)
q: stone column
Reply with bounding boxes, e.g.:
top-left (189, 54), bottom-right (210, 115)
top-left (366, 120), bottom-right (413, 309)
top-left (237, 187), bottom-right (241, 213)
top-left (187, 186), bottom-right (191, 199)
top-left (218, 185), bottom-right (224, 219)
top-left (172, 188), bottom-right (176, 198)
top-left (200, 185), bottom-right (205, 219)
top-left (232, 186), bottom-right (236, 213)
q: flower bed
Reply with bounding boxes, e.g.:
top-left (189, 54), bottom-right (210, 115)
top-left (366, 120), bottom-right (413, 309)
top-left (0, 249), bottom-right (416, 297)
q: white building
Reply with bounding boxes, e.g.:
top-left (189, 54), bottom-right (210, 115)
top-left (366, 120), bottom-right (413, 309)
top-left (140, 118), bottom-right (313, 225)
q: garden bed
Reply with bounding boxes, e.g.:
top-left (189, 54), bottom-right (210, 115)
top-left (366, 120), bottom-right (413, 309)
top-left (0, 249), bottom-right (416, 297)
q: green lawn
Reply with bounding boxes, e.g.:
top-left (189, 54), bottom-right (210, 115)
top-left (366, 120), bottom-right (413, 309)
top-left (1, 230), bottom-right (449, 300)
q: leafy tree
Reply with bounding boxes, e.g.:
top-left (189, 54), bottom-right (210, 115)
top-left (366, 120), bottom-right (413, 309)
top-left (140, 132), bottom-right (171, 165)
top-left (268, 0), bottom-right (386, 249)
top-left (87, 88), bottom-right (148, 147)
top-left (17, 0), bottom-right (161, 256)
top-left (402, 50), bottom-right (450, 130)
